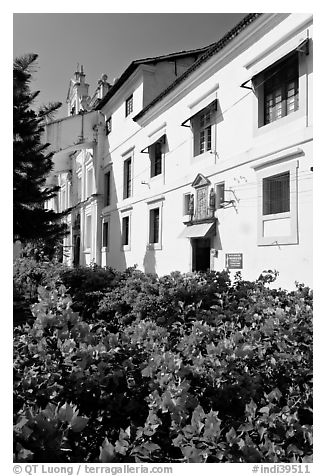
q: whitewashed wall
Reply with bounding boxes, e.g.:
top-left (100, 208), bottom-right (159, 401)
top-left (100, 13), bottom-right (313, 289)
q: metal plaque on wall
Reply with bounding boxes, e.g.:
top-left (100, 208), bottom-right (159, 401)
top-left (225, 253), bottom-right (243, 269)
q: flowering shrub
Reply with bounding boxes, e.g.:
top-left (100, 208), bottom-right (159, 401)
top-left (13, 271), bottom-right (312, 463)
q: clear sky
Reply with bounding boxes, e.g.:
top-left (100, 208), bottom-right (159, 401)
top-left (13, 13), bottom-right (248, 117)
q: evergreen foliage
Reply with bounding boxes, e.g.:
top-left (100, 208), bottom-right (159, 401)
top-left (13, 53), bottom-right (67, 242)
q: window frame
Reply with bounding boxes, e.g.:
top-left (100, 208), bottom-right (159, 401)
top-left (104, 170), bottom-right (111, 207)
top-left (149, 141), bottom-right (163, 178)
top-left (253, 50), bottom-right (304, 132)
top-left (183, 192), bottom-right (192, 216)
top-left (102, 216), bottom-right (110, 250)
top-left (123, 157), bottom-right (132, 199)
top-left (121, 210), bottom-right (132, 251)
top-left (125, 94), bottom-right (133, 117)
top-left (191, 102), bottom-right (216, 157)
top-left (262, 53), bottom-right (299, 126)
top-left (149, 208), bottom-right (160, 245)
top-left (215, 182), bottom-right (225, 209)
top-left (262, 172), bottom-right (290, 216)
top-left (147, 199), bottom-right (163, 250)
top-left (256, 160), bottom-right (299, 246)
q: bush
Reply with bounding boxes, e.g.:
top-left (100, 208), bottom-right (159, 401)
top-left (96, 269), bottom-right (231, 330)
top-left (59, 264), bottom-right (121, 320)
top-left (13, 255), bottom-right (121, 324)
top-left (13, 252), bottom-right (65, 325)
top-left (13, 271), bottom-right (313, 463)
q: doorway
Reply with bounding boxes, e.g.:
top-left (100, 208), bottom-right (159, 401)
top-left (73, 235), bottom-right (80, 267)
top-left (192, 238), bottom-right (211, 272)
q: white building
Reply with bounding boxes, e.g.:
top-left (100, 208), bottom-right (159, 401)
top-left (45, 13), bottom-right (313, 289)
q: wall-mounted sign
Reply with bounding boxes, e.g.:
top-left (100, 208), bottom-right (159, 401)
top-left (225, 253), bottom-right (243, 269)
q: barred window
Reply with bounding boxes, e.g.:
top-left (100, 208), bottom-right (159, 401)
top-left (263, 172), bottom-right (290, 215)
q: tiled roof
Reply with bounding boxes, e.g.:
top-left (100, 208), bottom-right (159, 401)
top-left (133, 13), bottom-right (262, 121)
top-left (94, 45), bottom-right (211, 111)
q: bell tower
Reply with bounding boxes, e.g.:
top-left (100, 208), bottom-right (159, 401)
top-left (66, 64), bottom-right (90, 116)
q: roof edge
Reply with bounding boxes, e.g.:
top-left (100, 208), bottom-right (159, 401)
top-left (133, 13), bottom-right (263, 121)
top-left (95, 45), bottom-right (212, 111)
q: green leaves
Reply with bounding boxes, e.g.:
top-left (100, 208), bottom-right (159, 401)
top-left (14, 269), bottom-right (313, 463)
top-left (70, 415), bottom-right (89, 432)
top-left (99, 438), bottom-right (115, 463)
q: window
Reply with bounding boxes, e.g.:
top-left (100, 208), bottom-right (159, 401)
top-left (86, 214), bottom-right (92, 249)
top-left (256, 159), bottom-right (298, 246)
top-left (102, 220), bottom-right (109, 248)
top-left (215, 182), bottom-right (225, 209)
top-left (263, 54), bottom-right (298, 125)
top-left (147, 199), bottom-right (163, 249)
top-left (149, 208), bottom-right (160, 244)
top-left (105, 116), bottom-right (112, 135)
top-left (183, 193), bottom-right (192, 215)
top-left (150, 141), bottom-right (162, 177)
top-left (123, 158), bottom-right (132, 199)
top-left (125, 95), bottom-right (133, 117)
top-left (192, 102), bottom-right (215, 157)
top-left (104, 171), bottom-right (111, 206)
top-left (122, 216), bottom-right (130, 246)
top-left (263, 172), bottom-right (290, 215)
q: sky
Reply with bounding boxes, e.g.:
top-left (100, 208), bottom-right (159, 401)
top-left (13, 13), bottom-right (247, 118)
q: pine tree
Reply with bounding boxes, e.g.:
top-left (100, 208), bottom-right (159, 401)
top-left (13, 53), bottom-right (68, 244)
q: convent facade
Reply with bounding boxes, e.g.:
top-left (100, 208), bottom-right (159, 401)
top-left (44, 13), bottom-right (313, 289)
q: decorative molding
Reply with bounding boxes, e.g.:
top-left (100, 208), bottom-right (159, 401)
top-left (148, 122), bottom-right (167, 138)
top-left (244, 16), bottom-right (312, 70)
top-left (187, 83), bottom-right (219, 109)
top-left (121, 145), bottom-right (135, 157)
top-left (192, 173), bottom-right (211, 188)
top-left (120, 205), bottom-right (133, 214)
top-left (251, 147), bottom-right (304, 171)
top-left (146, 195), bottom-right (165, 205)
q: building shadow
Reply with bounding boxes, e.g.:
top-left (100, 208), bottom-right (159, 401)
top-left (143, 245), bottom-right (156, 274)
